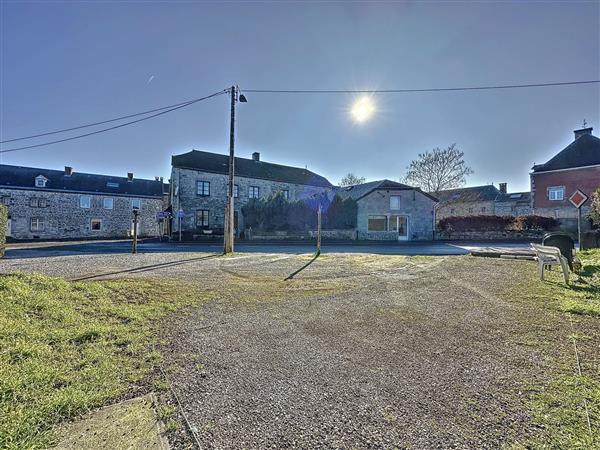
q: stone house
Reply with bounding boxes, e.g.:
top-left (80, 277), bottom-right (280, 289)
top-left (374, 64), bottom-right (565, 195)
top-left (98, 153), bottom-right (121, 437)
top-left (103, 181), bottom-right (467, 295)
top-left (333, 180), bottom-right (438, 240)
top-left (530, 126), bottom-right (600, 231)
top-left (1, 164), bottom-right (165, 240)
top-left (170, 150), bottom-right (332, 236)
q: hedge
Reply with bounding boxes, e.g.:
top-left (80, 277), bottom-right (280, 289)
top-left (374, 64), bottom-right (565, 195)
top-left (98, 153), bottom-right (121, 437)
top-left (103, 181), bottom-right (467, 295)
top-left (438, 214), bottom-right (558, 232)
top-left (590, 188), bottom-right (600, 227)
top-left (241, 192), bottom-right (357, 232)
top-left (0, 205), bottom-right (6, 258)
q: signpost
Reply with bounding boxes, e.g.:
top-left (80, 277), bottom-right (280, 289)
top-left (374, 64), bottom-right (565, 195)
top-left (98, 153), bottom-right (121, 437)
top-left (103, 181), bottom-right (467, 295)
top-left (569, 189), bottom-right (588, 248)
top-left (177, 209), bottom-right (185, 242)
top-left (132, 209), bottom-right (140, 254)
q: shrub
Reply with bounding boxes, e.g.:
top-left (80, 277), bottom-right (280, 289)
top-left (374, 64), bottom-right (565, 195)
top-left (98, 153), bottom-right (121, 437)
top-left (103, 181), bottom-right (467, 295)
top-left (0, 205), bottom-right (6, 258)
top-left (438, 214), bottom-right (558, 233)
top-left (511, 215), bottom-right (558, 231)
top-left (590, 188), bottom-right (600, 227)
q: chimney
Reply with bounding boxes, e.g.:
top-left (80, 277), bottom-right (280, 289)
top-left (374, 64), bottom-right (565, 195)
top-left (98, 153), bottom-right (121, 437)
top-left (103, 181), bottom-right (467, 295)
top-left (127, 172), bottom-right (133, 182)
top-left (64, 166), bottom-right (73, 176)
top-left (574, 127), bottom-right (593, 140)
top-left (499, 182), bottom-right (507, 194)
top-left (252, 152), bottom-right (260, 162)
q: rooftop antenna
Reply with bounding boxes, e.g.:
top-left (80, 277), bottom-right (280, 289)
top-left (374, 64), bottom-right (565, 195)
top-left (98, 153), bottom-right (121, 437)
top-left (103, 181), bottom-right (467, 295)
top-left (583, 119), bottom-right (587, 128)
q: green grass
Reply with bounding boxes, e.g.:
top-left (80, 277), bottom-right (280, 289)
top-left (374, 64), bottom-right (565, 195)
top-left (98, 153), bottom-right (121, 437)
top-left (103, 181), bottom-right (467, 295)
top-left (0, 273), bottom-right (210, 450)
top-left (516, 249), bottom-right (600, 448)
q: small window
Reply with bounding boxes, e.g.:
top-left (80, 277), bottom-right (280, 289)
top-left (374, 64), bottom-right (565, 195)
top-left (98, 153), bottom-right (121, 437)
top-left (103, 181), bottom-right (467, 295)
top-left (450, 208), bottom-right (455, 214)
top-left (195, 209), bottom-right (209, 228)
top-left (548, 186), bottom-right (565, 201)
top-left (103, 198), bottom-right (114, 209)
top-left (481, 207), bottom-right (486, 213)
top-left (80, 196), bottom-right (91, 208)
top-left (196, 181), bottom-right (210, 196)
top-left (35, 176), bottom-right (47, 188)
top-left (106, 182), bottom-right (120, 188)
top-left (390, 195), bottom-right (401, 210)
top-left (282, 190), bottom-right (289, 200)
top-left (468, 207), bottom-right (473, 213)
top-left (233, 184), bottom-right (239, 198)
top-left (30, 217), bottom-right (44, 231)
top-left (249, 186), bottom-right (260, 199)
top-left (368, 215), bottom-right (387, 232)
top-left (29, 197), bottom-right (47, 208)
top-left (1, 196), bottom-right (10, 206)
top-left (131, 198), bottom-right (141, 210)
top-left (90, 219), bottom-right (102, 231)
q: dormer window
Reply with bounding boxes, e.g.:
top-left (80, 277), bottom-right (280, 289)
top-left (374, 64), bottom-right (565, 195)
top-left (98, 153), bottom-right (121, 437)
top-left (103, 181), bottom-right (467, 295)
top-left (35, 175), bottom-right (48, 188)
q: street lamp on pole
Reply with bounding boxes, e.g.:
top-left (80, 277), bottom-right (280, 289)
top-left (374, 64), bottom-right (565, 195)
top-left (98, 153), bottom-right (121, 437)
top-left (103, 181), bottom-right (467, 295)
top-left (223, 85), bottom-right (247, 254)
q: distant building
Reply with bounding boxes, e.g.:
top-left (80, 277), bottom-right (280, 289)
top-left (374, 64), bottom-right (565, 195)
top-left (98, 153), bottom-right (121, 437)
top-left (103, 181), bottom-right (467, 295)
top-left (334, 180), bottom-right (438, 240)
top-left (530, 127), bottom-right (600, 230)
top-left (170, 150), bottom-right (332, 236)
top-left (0, 164), bottom-right (166, 240)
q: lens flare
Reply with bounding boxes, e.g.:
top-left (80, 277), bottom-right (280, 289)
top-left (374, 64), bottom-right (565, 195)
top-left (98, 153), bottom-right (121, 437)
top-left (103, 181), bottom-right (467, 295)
top-left (350, 97), bottom-right (375, 123)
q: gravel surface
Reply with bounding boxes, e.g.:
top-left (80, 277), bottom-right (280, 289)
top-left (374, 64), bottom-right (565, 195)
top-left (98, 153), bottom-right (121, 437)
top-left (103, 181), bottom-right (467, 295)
top-left (0, 251), bottom-right (583, 448)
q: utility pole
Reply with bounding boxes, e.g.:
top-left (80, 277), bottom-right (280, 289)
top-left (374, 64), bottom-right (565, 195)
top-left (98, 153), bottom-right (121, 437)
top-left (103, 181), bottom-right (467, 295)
top-left (132, 209), bottom-right (139, 254)
top-left (224, 85), bottom-right (236, 254)
top-left (316, 204), bottom-right (322, 255)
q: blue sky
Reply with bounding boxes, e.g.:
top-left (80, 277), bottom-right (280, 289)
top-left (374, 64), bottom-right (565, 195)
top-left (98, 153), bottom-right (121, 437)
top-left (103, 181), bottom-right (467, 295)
top-left (1, 1), bottom-right (598, 192)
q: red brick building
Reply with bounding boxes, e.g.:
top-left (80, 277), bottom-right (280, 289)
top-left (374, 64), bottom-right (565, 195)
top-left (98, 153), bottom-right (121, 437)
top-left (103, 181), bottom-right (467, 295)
top-left (530, 127), bottom-right (600, 231)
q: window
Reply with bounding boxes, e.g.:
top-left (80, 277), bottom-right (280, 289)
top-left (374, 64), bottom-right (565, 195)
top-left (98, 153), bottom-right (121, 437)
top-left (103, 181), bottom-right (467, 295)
top-left (468, 207), bottom-right (473, 213)
top-left (548, 186), bottom-right (565, 201)
top-left (1, 196), bottom-right (10, 206)
top-left (195, 209), bottom-right (209, 228)
top-left (80, 196), bottom-right (91, 208)
top-left (30, 217), bottom-right (44, 231)
top-left (481, 207), bottom-right (486, 213)
top-left (90, 219), bottom-right (102, 231)
top-left (131, 198), bottom-right (141, 210)
top-left (282, 190), bottom-right (289, 200)
top-left (103, 198), bottom-right (114, 209)
top-left (368, 215), bottom-right (387, 231)
top-left (35, 176), bottom-right (47, 188)
top-left (233, 184), bottom-right (239, 198)
top-left (390, 195), bottom-right (401, 210)
top-left (450, 208), bottom-right (455, 214)
top-left (249, 186), bottom-right (260, 199)
top-left (106, 182), bottom-right (120, 188)
top-left (29, 197), bottom-right (47, 208)
top-left (196, 181), bottom-right (210, 196)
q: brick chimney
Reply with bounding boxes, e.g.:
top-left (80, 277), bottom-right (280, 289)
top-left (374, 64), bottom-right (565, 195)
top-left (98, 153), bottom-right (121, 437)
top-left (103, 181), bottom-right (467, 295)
top-left (499, 182), bottom-right (507, 194)
top-left (574, 127), bottom-right (593, 140)
top-left (252, 152), bottom-right (260, 162)
top-left (64, 166), bottom-right (73, 176)
top-left (127, 172), bottom-right (133, 182)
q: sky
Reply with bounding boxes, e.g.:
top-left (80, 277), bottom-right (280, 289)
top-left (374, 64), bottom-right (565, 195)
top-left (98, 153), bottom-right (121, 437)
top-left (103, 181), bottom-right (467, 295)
top-left (1, 1), bottom-right (598, 193)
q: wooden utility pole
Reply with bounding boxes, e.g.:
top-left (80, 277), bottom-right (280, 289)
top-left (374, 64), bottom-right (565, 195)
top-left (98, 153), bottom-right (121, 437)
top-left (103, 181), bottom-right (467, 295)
top-left (316, 204), bottom-right (322, 255)
top-left (224, 85), bottom-right (236, 254)
top-left (132, 209), bottom-right (139, 254)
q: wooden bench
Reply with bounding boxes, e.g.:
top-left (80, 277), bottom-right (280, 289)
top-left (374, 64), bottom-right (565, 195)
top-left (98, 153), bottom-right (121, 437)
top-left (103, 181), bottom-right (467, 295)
top-left (530, 243), bottom-right (569, 285)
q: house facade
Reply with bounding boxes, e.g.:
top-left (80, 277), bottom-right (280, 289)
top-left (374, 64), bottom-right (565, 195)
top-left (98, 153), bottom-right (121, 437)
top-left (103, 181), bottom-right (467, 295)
top-left (170, 150), bottom-right (332, 236)
top-left (1, 164), bottom-right (166, 240)
top-left (530, 127), bottom-right (600, 231)
top-left (334, 180), bottom-right (437, 240)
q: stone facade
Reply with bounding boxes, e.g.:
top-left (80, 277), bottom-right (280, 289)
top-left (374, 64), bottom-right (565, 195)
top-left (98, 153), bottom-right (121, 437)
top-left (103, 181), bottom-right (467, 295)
top-left (356, 189), bottom-right (436, 241)
top-left (171, 167), bottom-right (329, 235)
top-left (1, 188), bottom-right (163, 240)
top-left (436, 199), bottom-right (496, 220)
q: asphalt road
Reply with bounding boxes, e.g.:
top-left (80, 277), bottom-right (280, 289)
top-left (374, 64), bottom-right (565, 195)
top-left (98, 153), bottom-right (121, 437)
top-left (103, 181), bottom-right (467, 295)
top-left (3, 239), bottom-right (533, 259)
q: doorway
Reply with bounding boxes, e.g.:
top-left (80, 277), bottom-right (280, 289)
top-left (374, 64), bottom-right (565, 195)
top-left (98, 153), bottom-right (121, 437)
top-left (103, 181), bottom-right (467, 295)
top-left (389, 215), bottom-right (409, 241)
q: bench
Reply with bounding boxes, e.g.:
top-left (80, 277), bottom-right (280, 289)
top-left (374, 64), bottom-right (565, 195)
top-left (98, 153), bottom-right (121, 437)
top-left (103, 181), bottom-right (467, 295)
top-left (530, 243), bottom-right (569, 285)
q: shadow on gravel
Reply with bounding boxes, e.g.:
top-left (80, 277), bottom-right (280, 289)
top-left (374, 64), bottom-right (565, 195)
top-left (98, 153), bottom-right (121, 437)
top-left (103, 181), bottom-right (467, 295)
top-left (71, 254), bottom-right (220, 281)
top-left (284, 253), bottom-right (320, 280)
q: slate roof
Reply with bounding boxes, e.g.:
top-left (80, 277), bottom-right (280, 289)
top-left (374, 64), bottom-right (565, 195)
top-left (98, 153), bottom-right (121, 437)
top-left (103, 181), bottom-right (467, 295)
top-left (333, 179), bottom-right (438, 202)
top-left (531, 133), bottom-right (600, 172)
top-left (495, 191), bottom-right (532, 204)
top-left (0, 164), bottom-right (164, 197)
top-left (172, 150), bottom-right (332, 188)
top-left (435, 185), bottom-right (500, 203)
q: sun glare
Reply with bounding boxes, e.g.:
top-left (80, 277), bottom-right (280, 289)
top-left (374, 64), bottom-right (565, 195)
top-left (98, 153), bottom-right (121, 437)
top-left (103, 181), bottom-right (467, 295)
top-left (350, 97), bottom-right (375, 123)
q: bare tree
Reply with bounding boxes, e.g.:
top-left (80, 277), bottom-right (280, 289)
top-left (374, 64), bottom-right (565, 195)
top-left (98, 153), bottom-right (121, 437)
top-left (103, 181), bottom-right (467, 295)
top-left (339, 173), bottom-right (366, 187)
top-left (403, 144), bottom-right (473, 193)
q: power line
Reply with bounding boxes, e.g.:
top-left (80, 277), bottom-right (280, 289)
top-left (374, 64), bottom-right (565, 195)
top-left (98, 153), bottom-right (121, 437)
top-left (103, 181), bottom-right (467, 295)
top-left (244, 80), bottom-right (600, 94)
top-left (0, 90), bottom-right (227, 154)
top-left (0, 91), bottom-right (228, 144)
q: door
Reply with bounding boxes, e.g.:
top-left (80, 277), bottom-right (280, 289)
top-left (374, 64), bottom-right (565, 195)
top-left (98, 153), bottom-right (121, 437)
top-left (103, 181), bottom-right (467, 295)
top-left (5, 218), bottom-right (11, 237)
top-left (390, 215), bottom-right (409, 241)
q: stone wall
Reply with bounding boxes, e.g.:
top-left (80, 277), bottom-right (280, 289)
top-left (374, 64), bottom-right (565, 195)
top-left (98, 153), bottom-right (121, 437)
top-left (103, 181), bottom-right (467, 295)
top-left (435, 230), bottom-right (546, 241)
top-left (357, 189), bottom-right (435, 241)
top-left (436, 200), bottom-right (496, 220)
top-left (1, 188), bottom-right (162, 240)
top-left (171, 167), bottom-right (329, 234)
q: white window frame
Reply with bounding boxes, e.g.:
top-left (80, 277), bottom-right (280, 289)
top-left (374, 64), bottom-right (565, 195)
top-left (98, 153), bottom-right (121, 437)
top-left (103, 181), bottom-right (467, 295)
top-left (196, 209), bottom-right (209, 228)
top-left (249, 186), bottom-right (260, 199)
top-left (1, 196), bottom-right (10, 206)
top-left (103, 197), bottom-right (114, 210)
top-left (390, 195), bottom-right (401, 210)
top-left (80, 195), bottom-right (91, 209)
top-left (548, 186), bottom-right (565, 201)
top-left (131, 198), bottom-right (141, 210)
top-left (30, 217), bottom-right (44, 231)
top-left (90, 219), bottom-right (102, 231)
top-left (233, 184), bottom-right (239, 198)
top-left (282, 189), bottom-right (289, 200)
top-left (35, 176), bottom-right (47, 188)
top-left (196, 181), bottom-right (210, 196)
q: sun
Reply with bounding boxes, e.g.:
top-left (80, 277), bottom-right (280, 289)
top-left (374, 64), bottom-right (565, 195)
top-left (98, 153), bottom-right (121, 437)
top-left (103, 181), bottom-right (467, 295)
top-left (350, 97), bottom-right (375, 123)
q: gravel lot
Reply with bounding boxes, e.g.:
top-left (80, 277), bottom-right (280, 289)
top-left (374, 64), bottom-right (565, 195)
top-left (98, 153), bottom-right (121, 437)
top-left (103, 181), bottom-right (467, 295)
top-left (0, 251), bottom-right (584, 448)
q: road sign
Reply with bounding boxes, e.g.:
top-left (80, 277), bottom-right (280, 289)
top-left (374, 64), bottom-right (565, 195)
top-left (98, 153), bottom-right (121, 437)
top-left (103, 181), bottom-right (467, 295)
top-left (177, 209), bottom-right (185, 218)
top-left (569, 190), bottom-right (588, 209)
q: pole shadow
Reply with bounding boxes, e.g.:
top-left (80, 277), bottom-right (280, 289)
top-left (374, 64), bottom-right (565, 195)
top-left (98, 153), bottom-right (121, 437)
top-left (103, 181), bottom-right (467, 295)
top-left (284, 252), bottom-right (320, 281)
